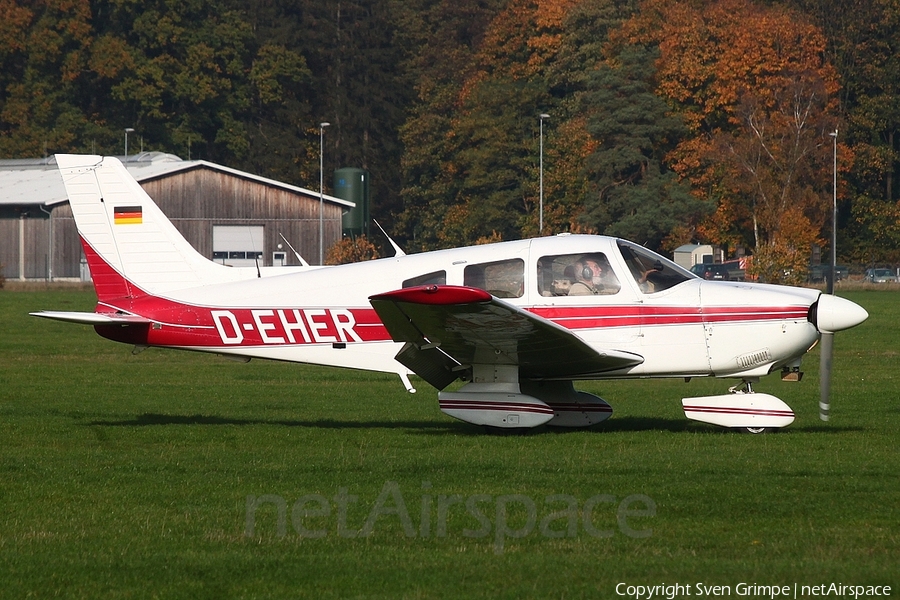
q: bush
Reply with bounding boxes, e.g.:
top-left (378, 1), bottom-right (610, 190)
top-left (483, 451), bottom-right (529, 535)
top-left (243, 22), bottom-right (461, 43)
top-left (325, 235), bottom-right (380, 265)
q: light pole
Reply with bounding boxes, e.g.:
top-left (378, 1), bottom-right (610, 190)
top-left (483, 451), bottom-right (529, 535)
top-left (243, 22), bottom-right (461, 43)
top-left (124, 128), bottom-right (135, 161)
top-left (828, 129), bottom-right (838, 294)
top-left (539, 113), bottom-right (549, 234)
top-left (318, 122), bottom-right (330, 265)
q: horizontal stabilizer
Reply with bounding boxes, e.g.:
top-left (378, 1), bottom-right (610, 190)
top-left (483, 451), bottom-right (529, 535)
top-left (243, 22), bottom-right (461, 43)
top-left (29, 311), bottom-right (152, 325)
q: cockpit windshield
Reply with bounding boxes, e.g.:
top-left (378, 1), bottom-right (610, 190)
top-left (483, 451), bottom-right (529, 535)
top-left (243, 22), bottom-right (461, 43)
top-left (617, 240), bottom-right (694, 294)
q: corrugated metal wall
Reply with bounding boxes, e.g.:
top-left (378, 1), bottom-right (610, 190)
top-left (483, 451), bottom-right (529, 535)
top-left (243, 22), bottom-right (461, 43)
top-left (1, 167), bottom-right (342, 280)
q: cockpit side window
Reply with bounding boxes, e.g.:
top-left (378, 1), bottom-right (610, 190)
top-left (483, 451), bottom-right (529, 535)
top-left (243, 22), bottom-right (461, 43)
top-left (617, 241), bottom-right (691, 294)
top-left (403, 270), bottom-right (446, 288)
top-left (537, 253), bottom-right (621, 296)
top-left (464, 259), bottom-right (524, 298)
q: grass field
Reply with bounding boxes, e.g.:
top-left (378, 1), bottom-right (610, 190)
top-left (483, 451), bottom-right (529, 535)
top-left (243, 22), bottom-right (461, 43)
top-left (1, 287), bottom-right (897, 599)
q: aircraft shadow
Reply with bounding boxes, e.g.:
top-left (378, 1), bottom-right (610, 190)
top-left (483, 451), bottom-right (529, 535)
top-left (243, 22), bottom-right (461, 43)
top-left (88, 413), bottom-right (460, 432)
top-left (587, 416), bottom-right (692, 433)
top-left (86, 413), bottom-right (864, 435)
top-left (87, 413), bottom-right (687, 435)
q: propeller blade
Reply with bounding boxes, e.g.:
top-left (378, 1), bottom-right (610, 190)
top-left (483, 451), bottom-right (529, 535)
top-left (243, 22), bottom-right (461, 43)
top-left (819, 331), bottom-right (833, 421)
top-left (811, 293), bottom-right (867, 423)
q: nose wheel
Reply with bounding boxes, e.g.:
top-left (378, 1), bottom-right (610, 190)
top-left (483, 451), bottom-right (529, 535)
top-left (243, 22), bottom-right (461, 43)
top-left (728, 378), bottom-right (757, 394)
top-left (741, 426), bottom-right (770, 434)
top-left (682, 378), bottom-right (788, 433)
top-left (729, 379), bottom-right (771, 433)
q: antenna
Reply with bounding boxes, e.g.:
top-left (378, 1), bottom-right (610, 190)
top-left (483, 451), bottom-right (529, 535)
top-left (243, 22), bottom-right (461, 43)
top-left (373, 219), bottom-right (406, 257)
top-left (278, 233), bottom-right (310, 267)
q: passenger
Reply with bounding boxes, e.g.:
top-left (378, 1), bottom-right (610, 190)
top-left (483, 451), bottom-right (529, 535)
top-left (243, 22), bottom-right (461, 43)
top-left (549, 264), bottom-right (577, 295)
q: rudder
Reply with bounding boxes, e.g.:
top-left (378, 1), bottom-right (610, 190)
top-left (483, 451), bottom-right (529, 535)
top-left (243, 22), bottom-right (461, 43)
top-left (57, 154), bottom-right (242, 298)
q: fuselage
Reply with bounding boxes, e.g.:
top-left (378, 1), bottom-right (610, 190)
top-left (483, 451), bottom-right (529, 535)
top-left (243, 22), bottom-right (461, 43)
top-left (90, 233), bottom-right (824, 385)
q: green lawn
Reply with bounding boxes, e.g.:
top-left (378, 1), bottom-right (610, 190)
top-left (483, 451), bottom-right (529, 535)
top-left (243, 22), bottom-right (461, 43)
top-left (1, 288), bottom-right (897, 598)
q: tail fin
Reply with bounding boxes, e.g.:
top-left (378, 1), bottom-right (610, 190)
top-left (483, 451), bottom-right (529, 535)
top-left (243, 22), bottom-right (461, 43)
top-left (57, 154), bottom-right (241, 300)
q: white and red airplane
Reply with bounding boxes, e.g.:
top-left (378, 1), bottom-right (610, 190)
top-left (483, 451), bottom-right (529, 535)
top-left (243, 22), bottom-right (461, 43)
top-left (33, 155), bottom-right (868, 432)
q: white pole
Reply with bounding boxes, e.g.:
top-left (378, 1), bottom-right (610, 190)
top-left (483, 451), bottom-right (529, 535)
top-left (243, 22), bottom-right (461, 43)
top-left (539, 114), bottom-right (549, 234)
top-left (319, 122), bottom-right (330, 265)
top-left (828, 129), bottom-right (837, 294)
top-left (19, 213), bottom-right (25, 280)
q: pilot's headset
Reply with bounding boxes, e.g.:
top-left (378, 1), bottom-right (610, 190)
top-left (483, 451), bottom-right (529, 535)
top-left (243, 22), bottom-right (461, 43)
top-left (580, 259), bottom-right (601, 280)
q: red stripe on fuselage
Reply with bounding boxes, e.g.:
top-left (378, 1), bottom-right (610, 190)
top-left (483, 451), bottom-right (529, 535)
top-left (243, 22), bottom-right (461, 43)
top-left (528, 305), bottom-right (809, 329)
top-left (98, 299), bottom-right (811, 349)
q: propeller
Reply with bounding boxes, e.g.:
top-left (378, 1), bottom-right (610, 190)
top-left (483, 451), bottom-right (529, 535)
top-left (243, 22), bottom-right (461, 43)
top-left (819, 331), bottom-right (833, 421)
top-left (811, 294), bottom-right (868, 421)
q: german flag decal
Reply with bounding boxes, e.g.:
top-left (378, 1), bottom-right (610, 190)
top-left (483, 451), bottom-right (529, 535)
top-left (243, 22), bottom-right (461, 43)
top-left (114, 206), bottom-right (142, 225)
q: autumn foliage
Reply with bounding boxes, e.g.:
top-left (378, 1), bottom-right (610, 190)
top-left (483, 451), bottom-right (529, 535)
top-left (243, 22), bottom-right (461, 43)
top-left (614, 0), bottom-right (841, 280)
top-left (325, 235), bottom-right (380, 265)
top-left (2, 0), bottom-right (898, 268)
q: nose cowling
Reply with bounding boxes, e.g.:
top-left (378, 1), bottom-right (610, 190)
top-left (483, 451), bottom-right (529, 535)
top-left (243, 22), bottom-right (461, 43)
top-left (811, 294), bottom-right (869, 334)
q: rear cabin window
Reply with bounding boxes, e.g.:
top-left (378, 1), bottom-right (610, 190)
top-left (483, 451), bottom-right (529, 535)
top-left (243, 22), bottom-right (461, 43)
top-left (617, 241), bottom-right (691, 294)
top-left (402, 270), bottom-right (446, 288)
top-left (464, 259), bottom-right (524, 298)
top-left (537, 253), bottom-right (621, 296)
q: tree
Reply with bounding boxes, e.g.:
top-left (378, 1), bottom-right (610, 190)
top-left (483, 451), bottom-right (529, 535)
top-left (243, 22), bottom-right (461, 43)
top-left (778, 0), bottom-right (900, 264)
top-left (0, 0), bottom-right (97, 157)
top-left (581, 46), bottom-right (707, 250)
top-left (397, 0), bottom-right (637, 249)
top-left (326, 235), bottom-right (380, 264)
top-left (617, 0), bottom-right (841, 278)
top-left (715, 71), bottom-right (837, 281)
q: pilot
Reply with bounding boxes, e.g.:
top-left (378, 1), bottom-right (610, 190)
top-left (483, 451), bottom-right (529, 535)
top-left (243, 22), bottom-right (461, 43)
top-left (569, 257), bottom-right (606, 295)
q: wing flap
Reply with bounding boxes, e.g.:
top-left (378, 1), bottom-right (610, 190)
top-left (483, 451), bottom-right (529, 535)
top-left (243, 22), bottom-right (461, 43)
top-left (370, 285), bottom-right (643, 382)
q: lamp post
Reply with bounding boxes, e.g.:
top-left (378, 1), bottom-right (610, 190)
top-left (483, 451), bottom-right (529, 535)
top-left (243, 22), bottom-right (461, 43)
top-left (539, 113), bottom-right (550, 234)
top-left (828, 129), bottom-right (838, 294)
top-left (124, 128), bottom-right (135, 161)
top-left (318, 122), bottom-right (330, 265)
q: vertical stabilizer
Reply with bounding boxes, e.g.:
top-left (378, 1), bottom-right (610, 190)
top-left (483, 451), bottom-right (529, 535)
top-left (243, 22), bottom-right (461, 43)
top-left (56, 154), bottom-right (243, 298)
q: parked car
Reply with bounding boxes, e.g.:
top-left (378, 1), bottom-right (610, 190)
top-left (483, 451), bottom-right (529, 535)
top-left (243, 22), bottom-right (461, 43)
top-left (690, 263), bottom-right (730, 280)
top-left (808, 264), bottom-right (848, 283)
top-left (865, 268), bottom-right (899, 283)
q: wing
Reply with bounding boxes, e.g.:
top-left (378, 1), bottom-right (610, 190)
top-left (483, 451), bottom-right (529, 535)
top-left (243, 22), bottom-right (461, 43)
top-left (369, 285), bottom-right (643, 390)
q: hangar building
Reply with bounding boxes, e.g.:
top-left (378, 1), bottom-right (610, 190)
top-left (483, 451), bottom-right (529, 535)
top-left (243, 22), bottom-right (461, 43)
top-left (0, 153), bottom-right (354, 281)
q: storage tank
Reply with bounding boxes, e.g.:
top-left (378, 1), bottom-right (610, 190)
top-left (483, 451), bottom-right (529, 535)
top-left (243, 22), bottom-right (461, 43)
top-left (334, 168), bottom-right (369, 238)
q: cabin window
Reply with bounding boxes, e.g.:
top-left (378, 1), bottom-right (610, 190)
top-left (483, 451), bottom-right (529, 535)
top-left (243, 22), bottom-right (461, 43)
top-left (537, 253), bottom-right (621, 296)
top-left (464, 259), bottom-right (524, 298)
top-left (617, 241), bottom-right (691, 294)
top-left (403, 270), bottom-right (446, 288)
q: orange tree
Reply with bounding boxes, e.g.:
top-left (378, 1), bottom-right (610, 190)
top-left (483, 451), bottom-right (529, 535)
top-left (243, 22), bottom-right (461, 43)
top-left (617, 0), bottom-right (840, 281)
top-left (325, 235), bottom-right (379, 265)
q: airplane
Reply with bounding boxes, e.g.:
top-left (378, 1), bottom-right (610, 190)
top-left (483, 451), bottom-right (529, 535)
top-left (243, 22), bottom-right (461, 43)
top-left (32, 155), bottom-right (869, 433)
